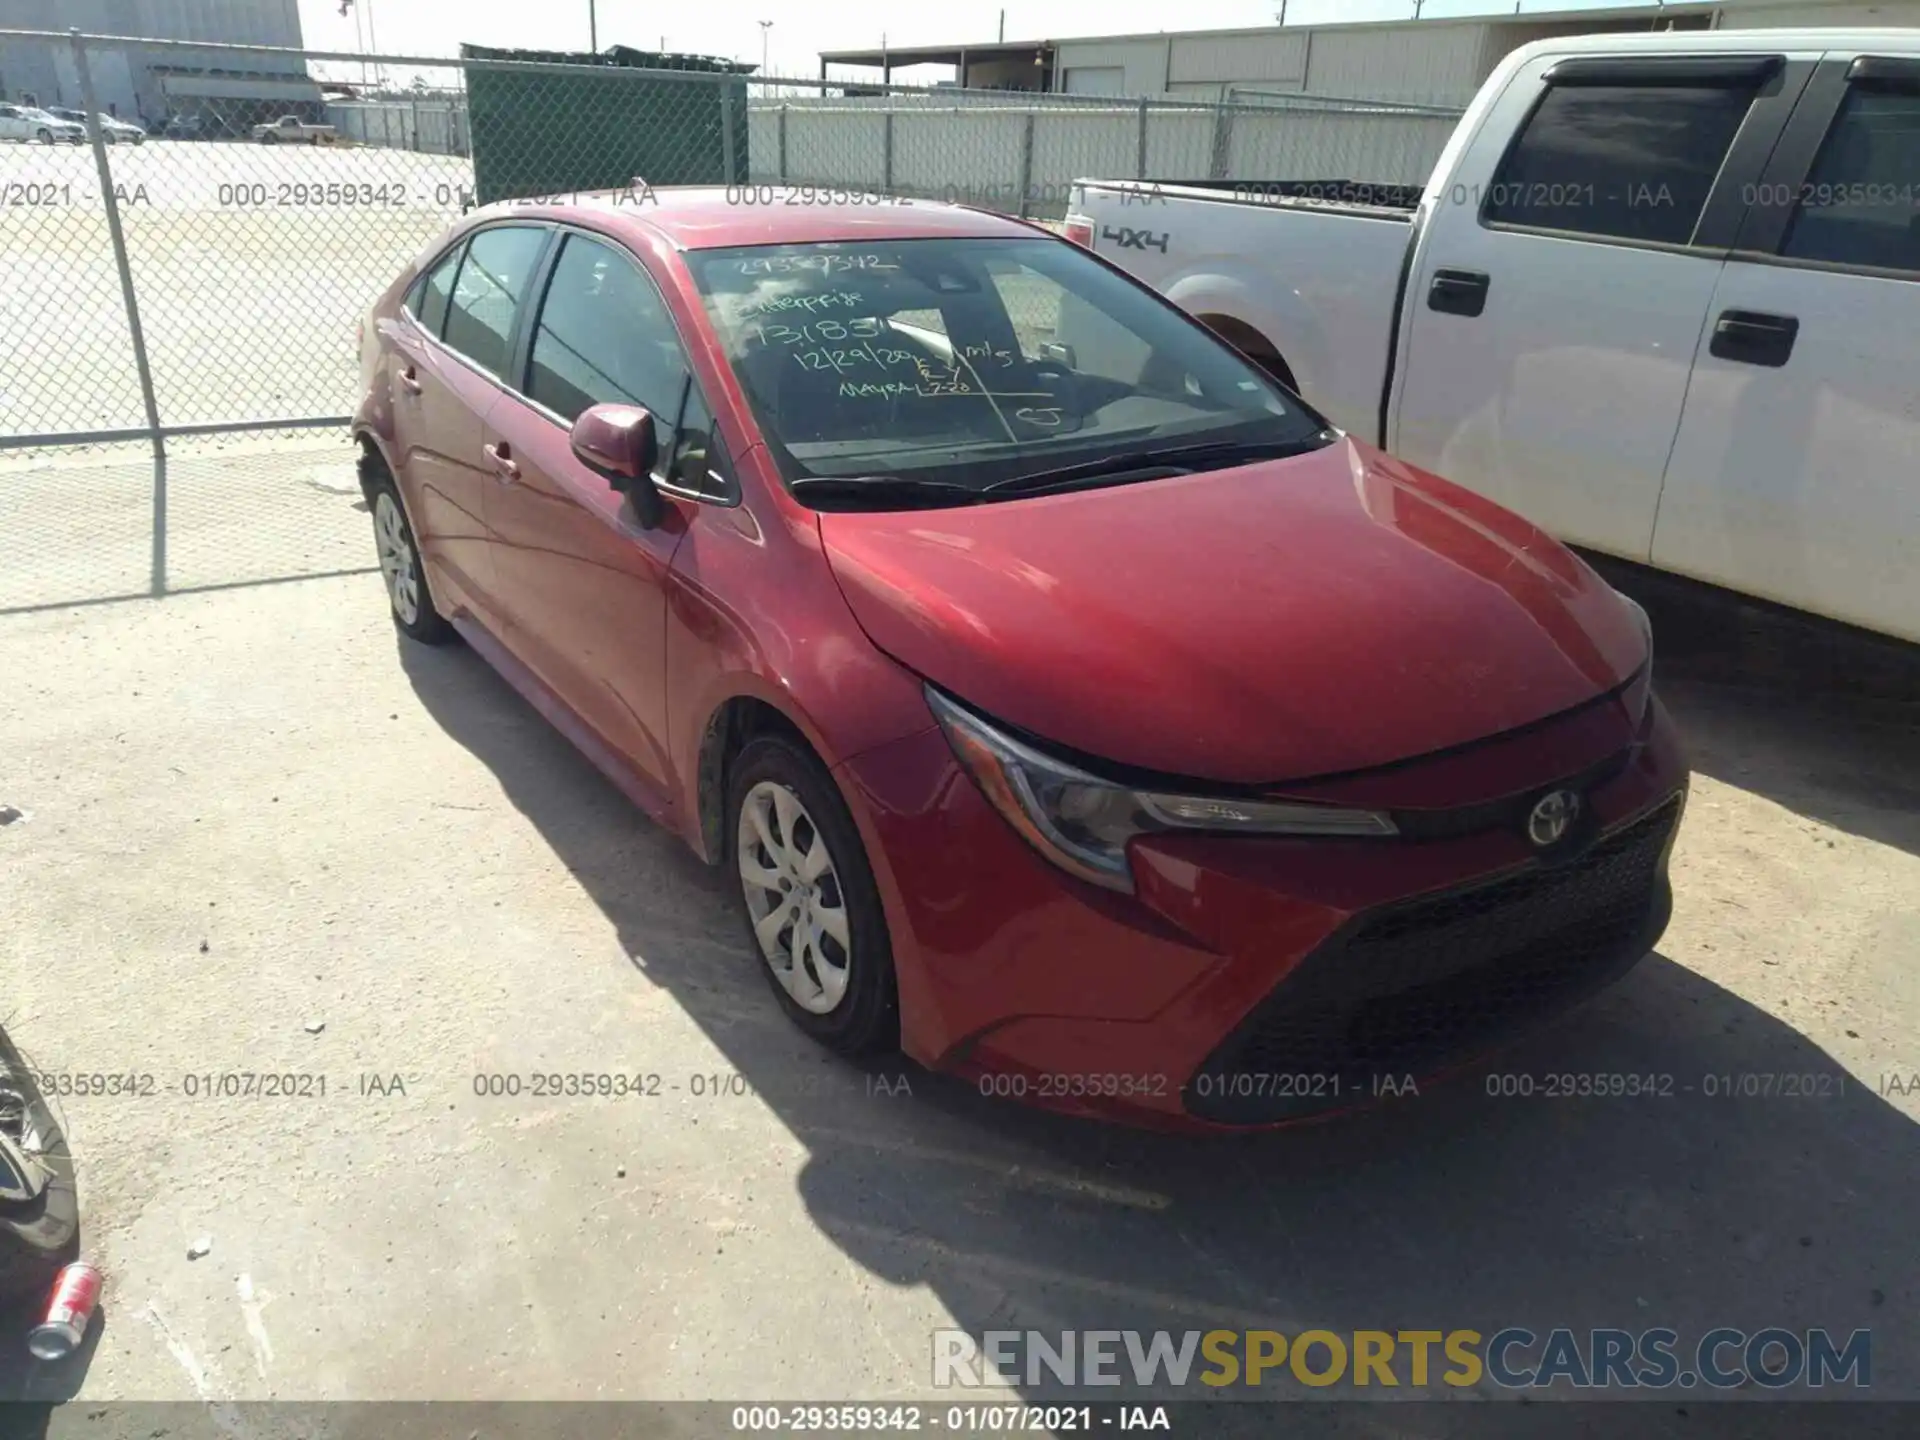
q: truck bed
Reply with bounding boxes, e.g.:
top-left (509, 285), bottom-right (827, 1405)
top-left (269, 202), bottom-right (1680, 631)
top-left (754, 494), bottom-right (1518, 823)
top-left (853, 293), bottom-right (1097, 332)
top-left (1091, 177), bottom-right (1422, 219)
top-left (1071, 176), bottom-right (1417, 436)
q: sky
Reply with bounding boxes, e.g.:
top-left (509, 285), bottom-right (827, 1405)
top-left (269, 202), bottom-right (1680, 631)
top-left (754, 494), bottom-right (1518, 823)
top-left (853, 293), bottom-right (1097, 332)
top-left (295, 0), bottom-right (1672, 80)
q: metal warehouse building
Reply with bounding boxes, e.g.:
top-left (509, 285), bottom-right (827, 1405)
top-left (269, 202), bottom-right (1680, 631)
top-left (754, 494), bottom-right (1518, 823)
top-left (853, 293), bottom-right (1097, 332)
top-left (824, 0), bottom-right (1920, 106)
top-left (0, 0), bottom-right (317, 130)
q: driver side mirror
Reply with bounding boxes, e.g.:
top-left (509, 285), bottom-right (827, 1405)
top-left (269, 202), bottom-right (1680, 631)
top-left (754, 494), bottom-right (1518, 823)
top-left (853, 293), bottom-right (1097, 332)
top-left (570, 403), bottom-right (665, 529)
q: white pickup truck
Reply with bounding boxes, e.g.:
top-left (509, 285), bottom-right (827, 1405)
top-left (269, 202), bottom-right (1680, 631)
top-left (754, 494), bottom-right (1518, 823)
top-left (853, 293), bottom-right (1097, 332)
top-left (252, 114), bottom-right (336, 144)
top-left (1068, 29), bottom-right (1920, 646)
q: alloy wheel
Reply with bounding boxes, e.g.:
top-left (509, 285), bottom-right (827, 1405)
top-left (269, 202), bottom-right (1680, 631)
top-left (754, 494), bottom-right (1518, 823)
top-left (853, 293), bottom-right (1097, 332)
top-left (737, 780), bottom-right (852, 1014)
top-left (374, 491), bottom-right (421, 626)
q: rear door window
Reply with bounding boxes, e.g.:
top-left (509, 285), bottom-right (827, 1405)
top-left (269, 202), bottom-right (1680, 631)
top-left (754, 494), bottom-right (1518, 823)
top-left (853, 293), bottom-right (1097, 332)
top-left (410, 246), bottom-right (462, 339)
top-left (1485, 83), bottom-right (1757, 245)
top-left (441, 226), bottom-right (547, 378)
top-left (1780, 82), bottom-right (1920, 275)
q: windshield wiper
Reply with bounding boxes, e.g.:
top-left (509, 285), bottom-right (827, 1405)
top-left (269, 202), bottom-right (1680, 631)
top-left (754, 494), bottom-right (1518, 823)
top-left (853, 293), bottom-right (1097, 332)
top-left (979, 432), bottom-right (1338, 500)
top-left (788, 473), bottom-right (979, 510)
top-left (788, 431), bottom-right (1339, 510)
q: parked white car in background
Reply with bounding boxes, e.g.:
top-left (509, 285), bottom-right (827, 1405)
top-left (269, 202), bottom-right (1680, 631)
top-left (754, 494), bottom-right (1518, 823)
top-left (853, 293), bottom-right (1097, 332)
top-left (0, 104), bottom-right (85, 144)
top-left (44, 107), bottom-right (146, 143)
top-left (1070, 29), bottom-right (1920, 647)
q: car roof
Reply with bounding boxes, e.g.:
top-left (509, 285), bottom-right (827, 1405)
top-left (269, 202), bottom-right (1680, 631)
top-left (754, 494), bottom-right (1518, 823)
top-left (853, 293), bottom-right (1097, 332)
top-left (469, 185), bottom-right (1045, 251)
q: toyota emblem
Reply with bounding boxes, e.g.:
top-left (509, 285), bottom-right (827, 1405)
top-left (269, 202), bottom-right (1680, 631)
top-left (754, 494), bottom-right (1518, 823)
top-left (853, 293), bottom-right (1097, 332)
top-left (1526, 789), bottom-right (1582, 848)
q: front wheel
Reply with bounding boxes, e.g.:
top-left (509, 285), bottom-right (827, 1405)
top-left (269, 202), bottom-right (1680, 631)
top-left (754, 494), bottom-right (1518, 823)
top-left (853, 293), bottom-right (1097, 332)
top-left (35, 128), bottom-right (52, 144)
top-left (367, 471), bottom-right (453, 644)
top-left (728, 735), bottom-right (898, 1055)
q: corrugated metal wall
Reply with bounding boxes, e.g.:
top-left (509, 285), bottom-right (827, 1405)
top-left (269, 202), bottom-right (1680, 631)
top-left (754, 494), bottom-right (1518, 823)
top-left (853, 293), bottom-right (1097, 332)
top-left (756, 92), bottom-right (1458, 218)
top-left (1170, 31), bottom-right (1310, 87)
top-left (1052, 38), bottom-right (1170, 98)
top-left (0, 0), bottom-right (304, 117)
top-left (1044, 5), bottom-right (1920, 109)
top-left (1301, 24), bottom-right (1496, 107)
top-left (1052, 20), bottom-right (1542, 108)
top-left (1056, 25), bottom-right (1487, 104)
top-left (1718, 1), bottom-right (1920, 23)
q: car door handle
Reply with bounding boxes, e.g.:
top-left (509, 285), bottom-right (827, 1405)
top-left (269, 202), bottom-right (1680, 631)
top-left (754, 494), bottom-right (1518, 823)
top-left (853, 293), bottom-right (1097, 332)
top-left (1709, 309), bottom-right (1798, 368)
top-left (396, 365), bottom-right (424, 395)
top-left (1427, 268), bottom-right (1490, 318)
top-left (482, 441), bottom-right (520, 482)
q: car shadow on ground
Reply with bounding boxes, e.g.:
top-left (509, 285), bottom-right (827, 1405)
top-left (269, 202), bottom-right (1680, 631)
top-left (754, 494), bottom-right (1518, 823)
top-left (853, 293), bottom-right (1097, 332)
top-left (1657, 678), bottom-right (1920, 860)
top-left (400, 636), bottom-right (1915, 1438)
top-left (1589, 553), bottom-right (1920, 860)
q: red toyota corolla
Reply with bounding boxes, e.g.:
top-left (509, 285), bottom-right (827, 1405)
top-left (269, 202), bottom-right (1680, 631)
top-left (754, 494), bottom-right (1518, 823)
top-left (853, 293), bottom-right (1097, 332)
top-left (353, 189), bottom-right (1687, 1128)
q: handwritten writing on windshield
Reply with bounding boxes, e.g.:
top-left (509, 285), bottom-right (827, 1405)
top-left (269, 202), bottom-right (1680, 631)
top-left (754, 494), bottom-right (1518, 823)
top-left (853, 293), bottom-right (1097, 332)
top-left (795, 346), bottom-right (919, 373)
top-left (736, 253), bottom-right (899, 275)
top-left (742, 299), bottom-right (1053, 411)
top-left (751, 318), bottom-right (885, 346)
top-left (741, 291), bottom-right (866, 316)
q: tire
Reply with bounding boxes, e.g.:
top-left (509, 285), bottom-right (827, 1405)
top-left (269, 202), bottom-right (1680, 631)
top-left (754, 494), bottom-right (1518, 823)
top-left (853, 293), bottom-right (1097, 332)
top-left (35, 128), bottom-right (52, 144)
top-left (260, 133), bottom-right (278, 144)
top-left (0, 1030), bottom-right (79, 1302)
top-left (727, 734), bottom-right (898, 1056)
top-left (365, 467), bottom-right (454, 645)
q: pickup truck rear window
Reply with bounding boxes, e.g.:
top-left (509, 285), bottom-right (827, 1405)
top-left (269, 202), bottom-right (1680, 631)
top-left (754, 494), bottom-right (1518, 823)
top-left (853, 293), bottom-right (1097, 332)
top-left (1485, 84), bottom-right (1755, 246)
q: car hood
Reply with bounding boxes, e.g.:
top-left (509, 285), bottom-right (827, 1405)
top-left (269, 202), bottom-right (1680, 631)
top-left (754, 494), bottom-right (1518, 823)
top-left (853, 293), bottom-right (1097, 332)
top-left (818, 436), bottom-right (1648, 784)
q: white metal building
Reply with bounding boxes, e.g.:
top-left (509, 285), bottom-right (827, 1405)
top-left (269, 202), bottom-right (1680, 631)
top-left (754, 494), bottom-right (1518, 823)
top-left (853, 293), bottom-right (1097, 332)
top-left (824, 0), bottom-right (1920, 106)
top-left (0, 0), bottom-right (315, 128)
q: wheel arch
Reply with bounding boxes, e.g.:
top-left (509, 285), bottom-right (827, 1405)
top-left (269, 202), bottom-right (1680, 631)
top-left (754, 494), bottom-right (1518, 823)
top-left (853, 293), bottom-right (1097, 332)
top-left (1193, 311), bottom-right (1300, 395)
top-left (692, 692), bottom-right (822, 867)
top-left (1161, 266), bottom-right (1321, 404)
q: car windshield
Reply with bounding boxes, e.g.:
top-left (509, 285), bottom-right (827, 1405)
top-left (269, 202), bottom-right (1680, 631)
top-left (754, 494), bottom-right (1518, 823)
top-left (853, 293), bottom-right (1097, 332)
top-left (687, 236), bottom-right (1331, 504)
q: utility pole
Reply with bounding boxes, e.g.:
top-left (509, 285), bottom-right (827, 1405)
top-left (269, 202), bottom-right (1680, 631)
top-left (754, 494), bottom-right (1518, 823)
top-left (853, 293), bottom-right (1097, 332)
top-left (759, 20), bottom-right (772, 75)
top-left (998, 10), bottom-right (1005, 42)
top-left (588, 0), bottom-right (598, 54)
top-left (364, 0), bottom-right (383, 88)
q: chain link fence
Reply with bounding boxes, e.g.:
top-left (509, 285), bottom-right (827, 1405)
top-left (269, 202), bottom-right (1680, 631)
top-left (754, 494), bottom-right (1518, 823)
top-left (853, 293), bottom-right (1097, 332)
top-left (0, 29), bottom-right (1458, 611)
top-left (755, 84), bottom-right (1460, 220)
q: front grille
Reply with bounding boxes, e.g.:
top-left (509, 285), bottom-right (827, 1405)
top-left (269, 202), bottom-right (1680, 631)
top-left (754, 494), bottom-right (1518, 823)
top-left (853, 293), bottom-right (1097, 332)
top-left (1185, 797), bottom-right (1682, 1124)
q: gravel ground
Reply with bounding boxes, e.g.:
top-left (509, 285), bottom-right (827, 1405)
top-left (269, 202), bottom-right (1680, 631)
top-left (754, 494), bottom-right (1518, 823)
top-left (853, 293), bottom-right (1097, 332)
top-left (0, 442), bottom-right (1914, 1429)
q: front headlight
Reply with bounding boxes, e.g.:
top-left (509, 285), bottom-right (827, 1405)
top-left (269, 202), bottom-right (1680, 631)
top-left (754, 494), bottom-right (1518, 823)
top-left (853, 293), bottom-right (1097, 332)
top-left (927, 686), bottom-right (1395, 893)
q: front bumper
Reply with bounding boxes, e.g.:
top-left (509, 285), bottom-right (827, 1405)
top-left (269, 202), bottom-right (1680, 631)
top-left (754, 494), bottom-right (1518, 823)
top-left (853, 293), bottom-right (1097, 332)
top-left (835, 693), bottom-right (1688, 1130)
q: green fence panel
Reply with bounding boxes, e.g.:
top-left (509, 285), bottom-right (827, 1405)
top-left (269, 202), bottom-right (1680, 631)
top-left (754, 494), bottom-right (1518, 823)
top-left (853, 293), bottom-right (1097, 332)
top-left (461, 44), bottom-right (752, 205)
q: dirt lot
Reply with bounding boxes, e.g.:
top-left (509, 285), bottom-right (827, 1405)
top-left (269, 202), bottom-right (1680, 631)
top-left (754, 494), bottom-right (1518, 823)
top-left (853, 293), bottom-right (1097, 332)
top-left (0, 442), bottom-right (1915, 1430)
top-left (0, 143), bottom-right (472, 440)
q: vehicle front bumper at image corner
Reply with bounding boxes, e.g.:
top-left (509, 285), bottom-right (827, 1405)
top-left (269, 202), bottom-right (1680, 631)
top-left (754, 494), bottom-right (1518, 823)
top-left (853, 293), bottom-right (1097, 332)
top-left (836, 697), bottom-right (1688, 1131)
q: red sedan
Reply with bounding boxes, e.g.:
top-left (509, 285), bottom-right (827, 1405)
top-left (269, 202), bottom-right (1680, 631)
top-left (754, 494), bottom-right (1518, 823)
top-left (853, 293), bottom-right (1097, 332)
top-left (353, 189), bottom-right (1687, 1128)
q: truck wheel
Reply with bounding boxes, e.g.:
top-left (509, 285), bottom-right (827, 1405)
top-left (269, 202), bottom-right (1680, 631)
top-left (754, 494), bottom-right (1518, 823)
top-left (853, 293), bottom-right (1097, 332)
top-left (0, 1029), bottom-right (80, 1300)
top-left (260, 133), bottom-right (278, 144)
top-left (1198, 314), bottom-right (1299, 397)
